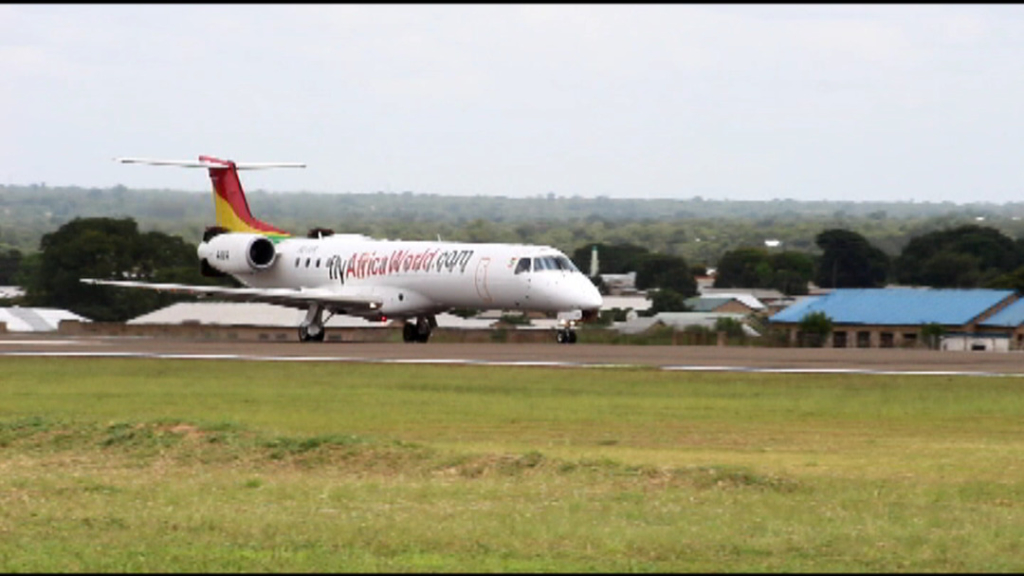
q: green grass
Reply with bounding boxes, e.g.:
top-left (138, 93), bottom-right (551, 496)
top-left (1, 357), bottom-right (1023, 572)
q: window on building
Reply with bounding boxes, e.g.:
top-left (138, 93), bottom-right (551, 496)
top-left (880, 332), bottom-right (894, 348)
top-left (832, 331), bottom-right (847, 348)
top-left (857, 331), bottom-right (871, 348)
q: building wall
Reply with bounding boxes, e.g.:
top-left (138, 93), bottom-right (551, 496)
top-left (941, 336), bottom-right (1010, 352)
top-left (781, 324), bottom-right (944, 349)
top-left (777, 322), bottom-right (1024, 352)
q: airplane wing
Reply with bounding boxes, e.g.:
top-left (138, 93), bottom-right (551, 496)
top-left (80, 279), bottom-right (383, 311)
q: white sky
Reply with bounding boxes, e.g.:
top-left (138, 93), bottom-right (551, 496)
top-left (3, 4), bottom-right (1024, 202)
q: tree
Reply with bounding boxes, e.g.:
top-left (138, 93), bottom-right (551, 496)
top-left (769, 251), bottom-right (814, 295)
top-left (570, 243), bottom-right (649, 275)
top-left (23, 217), bottom-right (220, 322)
top-left (714, 247), bottom-right (769, 288)
top-left (635, 253), bottom-right (697, 297)
top-left (714, 316), bottom-right (746, 338)
top-left (798, 311), bottom-right (833, 347)
top-left (920, 322), bottom-right (945, 350)
top-left (0, 248), bottom-right (22, 285)
top-left (894, 225), bottom-right (1022, 288)
top-left (814, 229), bottom-right (889, 288)
top-left (644, 288), bottom-right (690, 315)
top-left (714, 248), bottom-right (814, 295)
top-left (985, 265), bottom-right (1024, 293)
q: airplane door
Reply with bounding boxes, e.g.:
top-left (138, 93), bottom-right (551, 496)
top-left (474, 257), bottom-right (493, 303)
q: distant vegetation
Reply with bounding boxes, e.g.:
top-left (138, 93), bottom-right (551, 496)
top-left (5, 183), bottom-right (1024, 265)
top-left (9, 184), bottom-right (1024, 319)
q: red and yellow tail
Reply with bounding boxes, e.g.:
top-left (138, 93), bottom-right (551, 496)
top-left (116, 155), bottom-right (304, 240)
top-left (199, 155), bottom-right (291, 239)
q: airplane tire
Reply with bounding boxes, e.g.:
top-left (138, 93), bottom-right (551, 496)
top-left (299, 325), bottom-right (326, 342)
top-left (403, 322), bottom-right (418, 343)
top-left (568, 331), bottom-right (578, 344)
top-left (556, 330), bottom-right (568, 344)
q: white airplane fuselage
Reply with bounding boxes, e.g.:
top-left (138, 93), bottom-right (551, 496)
top-left (199, 234), bottom-right (603, 320)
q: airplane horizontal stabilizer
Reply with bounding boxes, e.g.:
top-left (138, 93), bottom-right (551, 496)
top-left (115, 158), bottom-right (306, 170)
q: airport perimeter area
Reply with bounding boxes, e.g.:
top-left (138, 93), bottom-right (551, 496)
top-left (4, 329), bottom-right (1024, 376)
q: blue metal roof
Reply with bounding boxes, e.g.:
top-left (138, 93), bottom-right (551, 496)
top-left (980, 297), bottom-right (1024, 327)
top-left (769, 288), bottom-right (1016, 326)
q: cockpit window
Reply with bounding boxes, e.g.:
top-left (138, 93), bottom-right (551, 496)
top-left (530, 255), bottom-right (580, 273)
top-left (555, 256), bottom-right (580, 272)
top-left (514, 258), bottom-right (531, 274)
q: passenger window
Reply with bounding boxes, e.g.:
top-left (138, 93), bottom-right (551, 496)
top-left (515, 258), bottom-right (531, 274)
top-left (316, 259), bottom-right (321, 268)
top-left (295, 257), bottom-right (300, 267)
top-left (305, 258), bottom-right (311, 268)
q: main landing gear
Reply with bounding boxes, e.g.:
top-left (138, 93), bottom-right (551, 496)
top-left (402, 315), bottom-right (436, 343)
top-left (298, 303), bottom-right (331, 342)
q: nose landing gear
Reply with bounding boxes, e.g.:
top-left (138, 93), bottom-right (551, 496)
top-left (556, 329), bottom-right (578, 344)
top-left (556, 318), bottom-right (579, 344)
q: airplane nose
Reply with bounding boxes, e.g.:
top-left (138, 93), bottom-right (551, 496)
top-left (583, 283), bottom-right (603, 310)
top-left (574, 277), bottom-right (603, 310)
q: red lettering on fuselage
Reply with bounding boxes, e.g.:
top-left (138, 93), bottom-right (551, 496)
top-left (340, 247), bottom-right (475, 281)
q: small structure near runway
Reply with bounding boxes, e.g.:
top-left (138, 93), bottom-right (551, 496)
top-left (0, 307), bottom-right (90, 333)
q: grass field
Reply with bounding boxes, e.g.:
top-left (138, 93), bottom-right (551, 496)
top-left (1, 357), bottom-right (1023, 572)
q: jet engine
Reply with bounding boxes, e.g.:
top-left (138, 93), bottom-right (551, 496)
top-left (197, 232), bottom-right (277, 275)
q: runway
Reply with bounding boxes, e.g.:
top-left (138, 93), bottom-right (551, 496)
top-left (4, 334), bottom-right (1024, 376)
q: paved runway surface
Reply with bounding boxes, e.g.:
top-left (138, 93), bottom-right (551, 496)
top-left (4, 334), bottom-right (1024, 376)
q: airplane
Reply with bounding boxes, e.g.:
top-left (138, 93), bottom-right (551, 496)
top-left (81, 155), bottom-right (603, 344)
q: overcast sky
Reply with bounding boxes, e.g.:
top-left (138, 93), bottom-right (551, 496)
top-left (3, 4), bottom-right (1024, 203)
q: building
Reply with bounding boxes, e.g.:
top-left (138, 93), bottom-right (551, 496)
top-left (598, 272), bottom-right (638, 295)
top-left (684, 293), bottom-right (765, 315)
top-left (975, 298), bottom-right (1024, 351)
top-left (0, 286), bottom-right (26, 300)
top-left (613, 312), bottom-right (760, 337)
top-left (0, 307), bottom-right (90, 332)
top-left (769, 288), bottom-right (1018, 349)
top-left (600, 294), bottom-right (651, 315)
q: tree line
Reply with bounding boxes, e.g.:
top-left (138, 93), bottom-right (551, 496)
top-left (5, 184), bottom-right (1024, 269)
top-left (711, 224), bottom-right (1024, 294)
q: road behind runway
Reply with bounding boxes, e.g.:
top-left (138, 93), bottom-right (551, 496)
top-left (3, 334), bottom-right (1024, 375)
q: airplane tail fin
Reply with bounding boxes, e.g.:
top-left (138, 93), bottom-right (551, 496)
top-left (197, 156), bottom-right (292, 238)
top-left (117, 156), bottom-right (305, 239)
